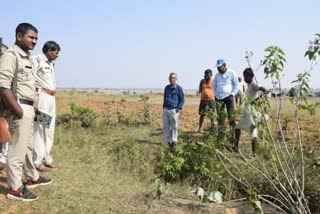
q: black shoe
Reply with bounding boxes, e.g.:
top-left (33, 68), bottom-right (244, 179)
top-left (169, 142), bottom-right (176, 152)
top-left (7, 186), bottom-right (38, 202)
top-left (25, 176), bottom-right (52, 189)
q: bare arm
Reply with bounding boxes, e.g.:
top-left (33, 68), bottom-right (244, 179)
top-left (0, 89), bottom-right (23, 119)
top-left (259, 86), bottom-right (268, 94)
top-left (199, 79), bottom-right (204, 94)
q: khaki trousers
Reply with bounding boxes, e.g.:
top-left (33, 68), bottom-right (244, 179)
top-left (6, 104), bottom-right (39, 190)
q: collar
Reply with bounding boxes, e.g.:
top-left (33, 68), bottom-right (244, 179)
top-left (13, 44), bottom-right (31, 58)
top-left (40, 53), bottom-right (54, 65)
top-left (42, 53), bottom-right (49, 62)
top-left (170, 84), bottom-right (177, 88)
top-left (218, 70), bottom-right (229, 78)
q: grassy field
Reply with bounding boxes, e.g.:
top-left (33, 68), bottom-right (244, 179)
top-left (0, 90), bottom-right (320, 213)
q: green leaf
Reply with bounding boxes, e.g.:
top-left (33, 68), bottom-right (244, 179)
top-left (265, 46), bottom-right (273, 52)
top-left (277, 47), bottom-right (285, 55)
top-left (304, 51), bottom-right (310, 57)
top-left (308, 52), bottom-right (314, 60)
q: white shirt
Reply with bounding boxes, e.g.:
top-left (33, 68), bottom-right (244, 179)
top-left (246, 81), bottom-right (260, 99)
top-left (32, 54), bottom-right (56, 91)
top-left (213, 69), bottom-right (239, 100)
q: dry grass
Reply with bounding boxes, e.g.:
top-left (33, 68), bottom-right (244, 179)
top-left (1, 91), bottom-right (320, 213)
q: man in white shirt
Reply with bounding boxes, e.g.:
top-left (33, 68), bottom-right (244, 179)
top-left (213, 59), bottom-right (239, 142)
top-left (33, 41), bottom-right (60, 171)
top-left (233, 68), bottom-right (268, 155)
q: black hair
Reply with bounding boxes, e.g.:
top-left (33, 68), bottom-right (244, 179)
top-left (42, 41), bottom-right (61, 53)
top-left (169, 72), bottom-right (177, 78)
top-left (204, 69), bottom-right (212, 75)
top-left (15, 23), bottom-right (38, 36)
top-left (243, 67), bottom-right (254, 77)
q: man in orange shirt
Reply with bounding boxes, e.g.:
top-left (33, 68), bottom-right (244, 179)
top-left (198, 69), bottom-right (215, 133)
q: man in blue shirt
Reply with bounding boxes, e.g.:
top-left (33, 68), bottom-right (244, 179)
top-left (214, 59), bottom-right (239, 141)
top-left (163, 73), bottom-right (185, 150)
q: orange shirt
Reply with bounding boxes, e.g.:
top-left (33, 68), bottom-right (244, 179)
top-left (200, 79), bottom-right (214, 100)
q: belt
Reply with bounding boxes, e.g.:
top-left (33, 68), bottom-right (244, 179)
top-left (19, 99), bottom-right (34, 106)
top-left (36, 88), bottom-right (55, 96)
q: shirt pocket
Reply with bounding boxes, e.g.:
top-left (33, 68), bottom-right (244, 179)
top-left (39, 67), bottom-right (52, 79)
top-left (17, 60), bottom-right (33, 81)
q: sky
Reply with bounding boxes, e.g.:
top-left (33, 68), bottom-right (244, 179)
top-left (1, 0), bottom-right (319, 90)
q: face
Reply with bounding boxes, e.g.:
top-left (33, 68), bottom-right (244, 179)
top-left (217, 64), bottom-right (227, 74)
top-left (204, 72), bottom-right (211, 80)
top-left (16, 30), bottom-right (38, 51)
top-left (169, 74), bottom-right (177, 85)
top-left (244, 74), bottom-right (253, 84)
top-left (46, 50), bottom-right (59, 61)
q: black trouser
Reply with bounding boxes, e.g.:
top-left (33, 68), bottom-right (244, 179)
top-left (215, 95), bottom-right (236, 142)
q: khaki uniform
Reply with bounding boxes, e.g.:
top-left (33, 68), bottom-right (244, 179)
top-left (0, 45), bottom-right (39, 190)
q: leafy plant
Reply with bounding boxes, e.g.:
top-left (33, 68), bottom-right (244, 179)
top-left (215, 34), bottom-right (320, 213)
top-left (137, 94), bottom-right (152, 125)
top-left (70, 102), bottom-right (97, 128)
top-left (157, 136), bottom-right (237, 200)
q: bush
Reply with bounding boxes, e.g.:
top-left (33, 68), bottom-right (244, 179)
top-left (156, 135), bottom-right (238, 200)
top-left (70, 103), bottom-right (97, 128)
top-left (56, 103), bottom-right (97, 128)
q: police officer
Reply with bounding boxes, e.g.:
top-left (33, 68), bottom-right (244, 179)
top-left (0, 23), bottom-right (51, 201)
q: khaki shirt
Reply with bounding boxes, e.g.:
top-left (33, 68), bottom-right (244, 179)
top-left (32, 54), bottom-right (56, 91)
top-left (0, 45), bottom-right (36, 101)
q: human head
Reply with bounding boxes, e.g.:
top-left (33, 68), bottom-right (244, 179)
top-left (204, 69), bottom-right (212, 80)
top-left (169, 72), bottom-right (177, 86)
top-left (42, 41), bottom-right (61, 61)
top-left (215, 59), bottom-right (227, 74)
top-left (238, 77), bottom-right (242, 82)
top-left (243, 68), bottom-right (254, 84)
top-left (15, 23), bottom-right (38, 52)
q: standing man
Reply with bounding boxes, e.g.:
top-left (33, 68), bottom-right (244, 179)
top-left (233, 68), bottom-right (268, 155)
top-left (33, 41), bottom-right (60, 172)
top-left (213, 59), bottom-right (239, 141)
top-left (0, 23), bottom-right (51, 201)
top-left (163, 73), bottom-right (184, 150)
top-left (197, 69), bottom-right (215, 133)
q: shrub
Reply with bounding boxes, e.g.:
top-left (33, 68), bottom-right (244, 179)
top-left (70, 103), bottom-right (97, 128)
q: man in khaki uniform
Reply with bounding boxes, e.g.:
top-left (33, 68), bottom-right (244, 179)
top-left (0, 23), bottom-right (51, 202)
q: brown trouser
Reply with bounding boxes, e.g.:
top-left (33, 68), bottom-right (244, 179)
top-left (6, 103), bottom-right (39, 190)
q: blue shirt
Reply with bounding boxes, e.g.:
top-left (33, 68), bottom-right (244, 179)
top-left (214, 69), bottom-right (239, 100)
top-left (163, 84), bottom-right (185, 111)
